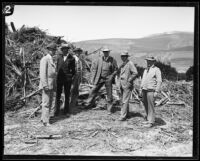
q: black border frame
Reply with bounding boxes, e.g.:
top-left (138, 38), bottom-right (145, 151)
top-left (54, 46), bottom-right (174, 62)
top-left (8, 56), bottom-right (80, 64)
top-left (1, 1), bottom-right (199, 160)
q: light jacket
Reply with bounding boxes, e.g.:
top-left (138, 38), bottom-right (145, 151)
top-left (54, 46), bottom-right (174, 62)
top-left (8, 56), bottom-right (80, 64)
top-left (39, 54), bottom-right (56, 90)
top-left (119, 60), bottom-right (138, 89)
top-left (140, 65), bottom-right (162, 92)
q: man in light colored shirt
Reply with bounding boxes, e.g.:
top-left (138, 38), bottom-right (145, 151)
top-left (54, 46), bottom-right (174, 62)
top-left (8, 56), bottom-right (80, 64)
top-left (39, 43), bottom-right (57, 126)
top-left (118, 51), bottom-right (138, 121)
top-left (140, 55), bottom-right (162, 127)
top-left (70, 48), bottom-right (83, 108)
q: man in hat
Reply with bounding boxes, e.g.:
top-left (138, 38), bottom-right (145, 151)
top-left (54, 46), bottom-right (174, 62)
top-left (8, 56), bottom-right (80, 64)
top-left (70, 48), bottom-right (83, 108)
top-left (39, 43), bottom-right (57, 126)
top-left (140, 55), bottom-right (162, 127)
top-left (118, 51), bottom-right (138, 121)
top-left (85, 47), bottom-right (118, 114)
top-left (54, 43), bottom-right (76, 117)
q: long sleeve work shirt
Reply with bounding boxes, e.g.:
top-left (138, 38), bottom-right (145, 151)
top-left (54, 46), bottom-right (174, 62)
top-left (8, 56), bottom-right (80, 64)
top-left (140, 65), bottom-right (162, 92)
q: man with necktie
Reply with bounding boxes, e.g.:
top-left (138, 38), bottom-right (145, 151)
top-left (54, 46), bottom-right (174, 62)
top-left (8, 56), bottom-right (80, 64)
top-left (54, 44), bottom-right (76, 117)
top-left (39, 43), bottom-right (57, 126)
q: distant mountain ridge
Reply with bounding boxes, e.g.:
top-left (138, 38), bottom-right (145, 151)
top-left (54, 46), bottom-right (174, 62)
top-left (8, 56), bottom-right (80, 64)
top-left (74, 31), bottom-right (194, 72)
top-left (75, 31), bottom-right (193, 52)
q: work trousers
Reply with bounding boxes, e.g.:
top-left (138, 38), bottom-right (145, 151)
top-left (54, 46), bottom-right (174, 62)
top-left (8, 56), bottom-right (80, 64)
top-left (120, 85), bottom-right (133, 119)
top-left (70, 73), bottom-right (81, 107)
top-left (142, 90), bottom-right (155, 124)
top-left (87, 78), bottom-right (113, 111)
top-left (55, 79), bottom-right (72, 115)
top-left (41, 89), bottom-right (54, 123)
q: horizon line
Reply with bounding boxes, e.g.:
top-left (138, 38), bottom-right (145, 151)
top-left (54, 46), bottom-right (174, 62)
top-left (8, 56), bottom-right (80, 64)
top-left (72, 30), bottom-right (194, 43)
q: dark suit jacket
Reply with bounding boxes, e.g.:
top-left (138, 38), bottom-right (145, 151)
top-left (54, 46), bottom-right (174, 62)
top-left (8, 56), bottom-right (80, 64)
top-left (56, 54), bottom-right (76, 82)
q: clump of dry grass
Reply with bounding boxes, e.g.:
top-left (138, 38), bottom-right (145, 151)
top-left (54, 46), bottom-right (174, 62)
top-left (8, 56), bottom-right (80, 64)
top-left (161, 80), bottom-right (193, 106)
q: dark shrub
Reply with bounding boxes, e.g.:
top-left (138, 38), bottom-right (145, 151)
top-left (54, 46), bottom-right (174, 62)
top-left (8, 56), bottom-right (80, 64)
top-left (186, 66), bottom-right (193, 81)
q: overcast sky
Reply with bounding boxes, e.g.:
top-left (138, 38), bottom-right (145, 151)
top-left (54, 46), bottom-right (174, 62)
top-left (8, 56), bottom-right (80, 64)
top-left (5, 5), bottom-right (195, 42)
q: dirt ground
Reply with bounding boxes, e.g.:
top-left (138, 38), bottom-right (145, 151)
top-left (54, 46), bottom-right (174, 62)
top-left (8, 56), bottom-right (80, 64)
top-left (4, 101), bottom-right (193, 157)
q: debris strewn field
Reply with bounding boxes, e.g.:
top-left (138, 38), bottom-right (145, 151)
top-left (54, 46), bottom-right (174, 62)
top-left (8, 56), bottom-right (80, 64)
top-left (4, 25), bottom-right (193, 156)
top-left (4, 100), bottom-right (193, 156)
top-left (4, 80), bottom-right (193, 156)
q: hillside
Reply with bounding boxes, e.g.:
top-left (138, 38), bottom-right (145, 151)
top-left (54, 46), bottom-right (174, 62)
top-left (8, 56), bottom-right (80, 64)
top-left (74, 32), bottom-right (194, 73)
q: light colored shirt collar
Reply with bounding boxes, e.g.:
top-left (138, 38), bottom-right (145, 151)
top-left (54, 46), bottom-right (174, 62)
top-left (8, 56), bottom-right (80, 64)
top-left (147, 64), bottom-right (155, 71)
top-left (122, 59), bottom-right (129, 65)
top-left (103, 56), bottom-right (109, 61)
top-left (63, 53), bottom-right (69, 61)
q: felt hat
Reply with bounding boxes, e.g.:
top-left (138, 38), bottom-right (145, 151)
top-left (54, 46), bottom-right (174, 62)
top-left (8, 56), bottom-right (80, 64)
top-left (102, 47), bottom-right (111, 52)
top-left (120, 51), bottom-right (130, 56)
top-left (145, 55), bottom-right (156, 61)
top-left (46, 43), bottom-right (57, 50)
top-left (60, 43), bottom-right (70, 49)
top-left (73, 48), bottom-right (83, 52)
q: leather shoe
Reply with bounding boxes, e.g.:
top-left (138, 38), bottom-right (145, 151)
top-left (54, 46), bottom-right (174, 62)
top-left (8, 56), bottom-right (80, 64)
top-left (142, 121), bottom-right (149, 124)
top-left (43, 122), bottom-right (51, 127)
top-left (143, 116), bottom-right (147, 121)
top-left (118, 117), bottom-right (126, 121)
top-left (143, 123), bottom-right (153, 128)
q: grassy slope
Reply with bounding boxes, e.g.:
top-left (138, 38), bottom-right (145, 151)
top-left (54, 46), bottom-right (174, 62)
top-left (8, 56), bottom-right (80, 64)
top-left (75, 32), bottom-right (194, 72)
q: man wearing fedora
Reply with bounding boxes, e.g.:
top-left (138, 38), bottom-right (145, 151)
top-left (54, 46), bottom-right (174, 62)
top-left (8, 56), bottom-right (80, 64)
top-left (39, 43), bottom-right (57, 126)
top-left (85, 47), bottom-right (118, 114)
top-left (70, 48), bottom-right (83, 108)
top-left (140, 55), bottom-right (162, 127)
top-left (118, 51), bottom-right (138, 121)
top-left (54, 43), bottom-right (76, 117)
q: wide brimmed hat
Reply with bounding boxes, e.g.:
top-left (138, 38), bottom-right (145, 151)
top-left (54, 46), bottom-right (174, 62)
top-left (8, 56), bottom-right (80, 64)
top-left (102, 47), bottom-right (111, 52)
top-left (145, 55), bottom-right (156, 61)
top-left (73, 48), bottom-right (83, 52)
top-left (46, 43), bottom-right (57, 50)
top-left (60, 44), bottom-right (70, 49)
top-left (120, 51), bottom-right (130, 56)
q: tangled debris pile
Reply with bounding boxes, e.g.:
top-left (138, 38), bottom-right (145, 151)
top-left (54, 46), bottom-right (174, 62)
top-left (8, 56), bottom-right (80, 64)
top-left (5, 23), bottom-right (91, 111)
top-left (157, 80), bottom-right (193, 107)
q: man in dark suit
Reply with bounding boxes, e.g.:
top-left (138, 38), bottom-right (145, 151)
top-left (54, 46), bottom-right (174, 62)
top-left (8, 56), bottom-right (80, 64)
top-left (54, 44), bottom-right (76, 116)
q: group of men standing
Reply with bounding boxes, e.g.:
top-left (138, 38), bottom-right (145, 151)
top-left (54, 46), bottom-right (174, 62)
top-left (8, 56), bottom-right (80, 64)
top-left (39, 43), bottom-right (82, 126)
top-left (39, 43), bottom-right (162, 128)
